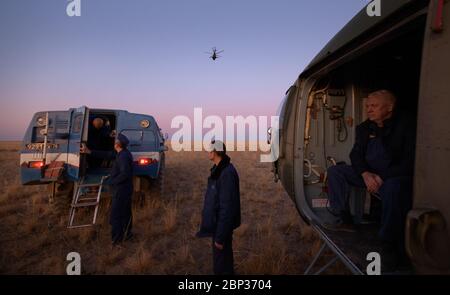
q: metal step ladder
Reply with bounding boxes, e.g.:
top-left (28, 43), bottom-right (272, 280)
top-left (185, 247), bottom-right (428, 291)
top-left (304, 224), bottom-right (363, 275)
top-left (68, 176), bottom-right (107, 229)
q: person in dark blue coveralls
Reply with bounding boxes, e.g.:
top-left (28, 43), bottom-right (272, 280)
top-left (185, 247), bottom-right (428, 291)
top-left (197, 140), bottom-right (241, 275)
top-left (326, 90), bottom-right (415, 261)
top-left (81, 133), bottom-right (134, 245)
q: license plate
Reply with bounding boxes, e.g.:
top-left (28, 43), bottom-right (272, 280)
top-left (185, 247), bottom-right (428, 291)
top-left (26, 143), bottom-right (59, 150)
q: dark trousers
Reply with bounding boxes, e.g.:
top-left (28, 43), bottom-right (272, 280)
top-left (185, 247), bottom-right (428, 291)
top-left (327, 165), bottom-right (412, 244)
top-left (212, 235), bottom-right (234, 275)
top-left (110, 189), bottom-right (133, 244)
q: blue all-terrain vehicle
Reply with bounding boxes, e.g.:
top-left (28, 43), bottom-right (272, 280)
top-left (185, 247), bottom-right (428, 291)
top-left (19, 106), bottom-right (167, 228)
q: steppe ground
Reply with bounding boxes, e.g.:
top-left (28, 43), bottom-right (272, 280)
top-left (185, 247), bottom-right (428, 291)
top-left (0, 141), bottom-right (346, 274)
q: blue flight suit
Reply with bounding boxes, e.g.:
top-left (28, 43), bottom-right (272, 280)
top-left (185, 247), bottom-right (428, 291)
top-left (91, 148), bottom-right (134, 244)
top-left (327, 113), bottom-right (415, 245)
top-left (197, 154), bottom-right (241, 275)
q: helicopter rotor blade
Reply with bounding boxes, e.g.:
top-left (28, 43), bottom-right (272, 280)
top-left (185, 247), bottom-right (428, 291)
top-left (216, 50), bottom-right (224, 54)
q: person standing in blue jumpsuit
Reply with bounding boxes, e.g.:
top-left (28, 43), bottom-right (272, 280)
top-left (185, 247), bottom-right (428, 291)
top-left (326, 90), bottom-right (415, 260)
top-left (197, 140), bottom-right (241, 275)
top-left (81, 134), bottom-right (134, 245)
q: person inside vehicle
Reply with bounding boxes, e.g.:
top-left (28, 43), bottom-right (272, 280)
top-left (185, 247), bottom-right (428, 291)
top-left (87, 117), bottom-right (116, 169)
top-left (325, 89), bottom-right (415, 264)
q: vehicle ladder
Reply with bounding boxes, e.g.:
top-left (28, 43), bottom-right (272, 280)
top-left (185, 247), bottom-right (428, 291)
top-left (67, 176), bottom-right (107, 229)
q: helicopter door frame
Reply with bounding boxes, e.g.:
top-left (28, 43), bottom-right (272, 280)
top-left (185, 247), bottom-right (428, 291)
top-left (406, 0), bottom-right (450, 273)
top-left (293, 77), bottom-right (365, 274)
top-left (293, 78), bottom-right (319, 224)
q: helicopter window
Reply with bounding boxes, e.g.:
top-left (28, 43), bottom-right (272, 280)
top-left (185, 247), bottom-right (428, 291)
top-left (277, 86), bottom-right (296, 129)
top-left (276, 94), bottom-right (288, 118)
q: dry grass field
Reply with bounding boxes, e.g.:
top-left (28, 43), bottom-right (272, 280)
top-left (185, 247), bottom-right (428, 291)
top-left (0, 141), bottom-right (346, 274)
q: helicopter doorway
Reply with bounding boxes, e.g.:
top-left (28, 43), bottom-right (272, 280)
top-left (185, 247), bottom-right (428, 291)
top-left (301, 14), bottom-right (425, 274)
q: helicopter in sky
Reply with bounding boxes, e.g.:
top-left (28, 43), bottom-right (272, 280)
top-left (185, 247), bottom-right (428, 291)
top-left (205, 47), bottom-right (224, 61)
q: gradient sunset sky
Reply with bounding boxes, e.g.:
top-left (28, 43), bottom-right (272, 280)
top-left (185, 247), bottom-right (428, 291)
top-left (0, 0), bottom-right (367, 140)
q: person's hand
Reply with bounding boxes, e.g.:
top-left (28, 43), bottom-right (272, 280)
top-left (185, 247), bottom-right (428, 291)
top-left (110, 130), bottom-right (117, 138)
top-left (373, 174), bottom-right (383, 189)
top-left (80, 143), bottom-right (91, 154)
top-left (362, 172), bottom-right (382, 193)
top-left (214, 242), bottom-right (224, 250)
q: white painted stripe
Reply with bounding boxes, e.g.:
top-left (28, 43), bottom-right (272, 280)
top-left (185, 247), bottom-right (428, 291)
top-left (20, 151), bottom-right (160, 167)
top-left (67, 153), bottom-right (80, 167)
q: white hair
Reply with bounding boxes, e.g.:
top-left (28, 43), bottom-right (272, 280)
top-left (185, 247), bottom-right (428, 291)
top-left (368, 89), bottom-right (397, 106)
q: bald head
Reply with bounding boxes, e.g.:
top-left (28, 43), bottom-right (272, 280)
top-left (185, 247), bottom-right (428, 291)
top-left (92, 118), bottom-right (104, 130)
top-left (365, 90), bottom-right (397, 126)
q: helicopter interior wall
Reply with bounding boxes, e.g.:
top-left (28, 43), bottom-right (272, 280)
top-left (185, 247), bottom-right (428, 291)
top-left (303, 81), bottom-right (358, 223)
top-left (302, 20), bottom-right (425, 225)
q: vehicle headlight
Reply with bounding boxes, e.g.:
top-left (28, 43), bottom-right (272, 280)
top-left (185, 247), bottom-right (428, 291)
top-left (36, 116), bottom-right (46, 127)
top-left (140, 119), bottom-right (150, 128)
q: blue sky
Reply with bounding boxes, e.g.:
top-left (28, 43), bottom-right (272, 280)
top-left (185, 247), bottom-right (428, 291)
top-left (0, 0), bottom-right (368, 140)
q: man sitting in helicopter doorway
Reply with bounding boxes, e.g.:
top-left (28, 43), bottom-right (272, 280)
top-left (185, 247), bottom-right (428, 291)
top-left (325, 90), bottom-right (416, 264)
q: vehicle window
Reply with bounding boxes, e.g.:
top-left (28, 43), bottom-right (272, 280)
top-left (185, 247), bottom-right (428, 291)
top-left (120, 130), bottom-right (143, 145)
top-left (72, 113), bottom-right (83, 133)
top-left (143, 131), bottom-right (157, 149)
top-left (277, 94), bottom-right (288, 129)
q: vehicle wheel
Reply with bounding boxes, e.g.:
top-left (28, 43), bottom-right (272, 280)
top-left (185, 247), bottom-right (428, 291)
top-left (48, 182), bottom-right (73, 217)
top-left (148, 157), bottom-right (165, 199)
top-left (56, 182), bottom-right (74, 196)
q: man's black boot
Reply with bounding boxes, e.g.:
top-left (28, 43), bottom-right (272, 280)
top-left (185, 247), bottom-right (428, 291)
top-left (322, 211), bottom-right (356, 232)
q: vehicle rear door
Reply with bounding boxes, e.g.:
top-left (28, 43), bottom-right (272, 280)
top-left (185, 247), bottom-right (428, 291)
top-left (67, 106), bottom-right (89, 180)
